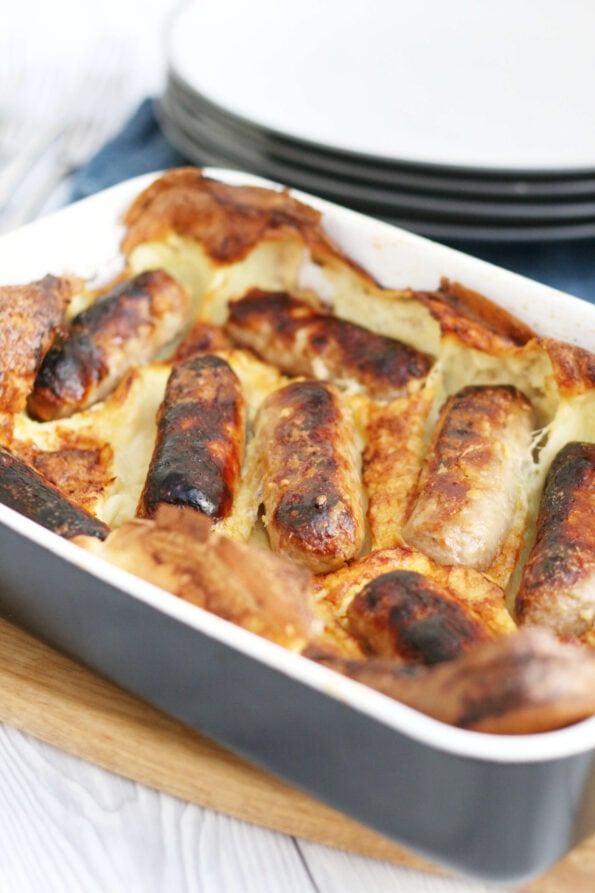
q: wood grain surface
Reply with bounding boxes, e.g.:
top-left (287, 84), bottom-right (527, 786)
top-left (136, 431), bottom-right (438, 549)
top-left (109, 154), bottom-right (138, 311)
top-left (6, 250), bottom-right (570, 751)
top-left (0, 615), bottom-right (592, 892)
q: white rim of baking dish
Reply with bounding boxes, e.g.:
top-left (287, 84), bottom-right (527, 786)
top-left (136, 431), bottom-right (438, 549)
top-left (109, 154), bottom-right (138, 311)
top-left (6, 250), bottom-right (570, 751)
top-left (0, 169), bottom-right (594, 764)
top-left (1, 169), bottom-right (593, 348)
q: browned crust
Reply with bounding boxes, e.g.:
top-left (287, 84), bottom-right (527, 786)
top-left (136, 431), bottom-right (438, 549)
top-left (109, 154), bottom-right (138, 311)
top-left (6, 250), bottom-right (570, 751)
top-left (170, 321), bottom-right (231, 363)
top-left (413, 278), bottom-right (536, 351)
top-left (363, 390), bottom-right (433, 549)
top-left (0, 445), bottom-right (110, 540)
top-left (75, 505), bottom-right (321, 651)
top-left (0, 275), bottom-right (79, 414)
top-left (25, 436), bottom-right (114, 515)
top-left (310, 628), bottom-right (595, 734)
top-left (138, 354), bottom-right (246, 521)
top-left (256, 380), bottom-right (365, 573)
top-left (226, 290), bottom-right (432, 397)
top-left (516, 441), bottom-right (595, 638)
top-left (121, 168), bottom-right (377, 282)
top-left (346, 569), bottom-right (492, 665)
top-left (539, 337), bottom-right (595, 396)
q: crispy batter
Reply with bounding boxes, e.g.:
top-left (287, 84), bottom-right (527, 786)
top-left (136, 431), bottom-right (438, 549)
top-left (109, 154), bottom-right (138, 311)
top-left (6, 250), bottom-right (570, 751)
top-left (539, 338), bottom-right (595, 397)
top-left (121, 168), bottom-right (377, 281)
top-left (226, 290), bottom-right (432, 398)
top-left (414, 278), bottom-right (536, 351)
top-left (170, 321), bottom-right (231, 362)
top-left (76, 505), bottom-right (321, 651)
top-left (0, 275), bottom-right (79, 414)
top-left (6, 426), bottom-right (115, 515)
top-left (30, 441), bottom-right (114, 514)
top-left (309, 628), bottom-right (595, 734)
top-left (363, 390), bottom-right (434, 549)
top-left (0, 445), bottom-right (109, 540)
top-left (516, 441), bottom-right (595, 639)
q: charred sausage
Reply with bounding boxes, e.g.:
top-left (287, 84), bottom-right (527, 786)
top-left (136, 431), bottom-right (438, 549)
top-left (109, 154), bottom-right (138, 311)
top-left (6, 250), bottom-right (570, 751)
top-left (139, 354), bottom-right (246, 521)
top-left (515, 441), bottom-right (595, 638)
top-left (226, 290), bottom-right (432, 398)
top-left (255, 380), bottom-right (365, 573)
top-left (0, 446), bottom-right (109, 539)
top-left (28, 270), bottom-right (191, 420)
top-left (403, 385), bottom-right (535, 570)
top-left (346, 569), bottom-right (491, 665)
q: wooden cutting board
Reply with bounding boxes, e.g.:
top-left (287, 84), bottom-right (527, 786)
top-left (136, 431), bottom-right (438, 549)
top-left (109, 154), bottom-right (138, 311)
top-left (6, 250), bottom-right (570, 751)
top-left (0, 615), bottom-right (593, 892)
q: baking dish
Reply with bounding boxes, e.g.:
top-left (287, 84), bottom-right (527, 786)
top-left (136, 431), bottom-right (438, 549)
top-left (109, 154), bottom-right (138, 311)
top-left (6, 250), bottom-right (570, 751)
top-left (0, 170), bottom-right (594, 884)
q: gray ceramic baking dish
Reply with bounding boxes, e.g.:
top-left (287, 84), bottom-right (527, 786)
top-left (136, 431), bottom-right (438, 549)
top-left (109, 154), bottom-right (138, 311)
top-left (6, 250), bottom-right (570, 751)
top-left (0, 170), bottom-right (593, 884)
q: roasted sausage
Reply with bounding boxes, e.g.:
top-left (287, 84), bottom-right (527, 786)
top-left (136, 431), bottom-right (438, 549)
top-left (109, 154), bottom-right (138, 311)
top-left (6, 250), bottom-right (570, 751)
top-left (346, 569), bottom-right (492, 665)
top-left (226, 290), bottom-right (433, 398)
top-left (138, 354), bottom-right (246, 521)
top-left (255, 380), bottom-right (365, 573)
top-left (317, 544), bottom-right (515, 658)
top-left (403, 385), bottom-right (535, 571)
top-left (0, 446), bottom-right (109, 540)
top-left (515, 441), bottom-right (595, 639)
top-left (28, 270), bottom-right (191, 421)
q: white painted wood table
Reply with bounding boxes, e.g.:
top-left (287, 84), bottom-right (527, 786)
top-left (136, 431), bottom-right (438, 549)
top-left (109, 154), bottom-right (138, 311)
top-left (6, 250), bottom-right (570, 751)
top-left (0, 721), bottom-right (505, 893)
top-left (0, 4), bottom-right (515, 890)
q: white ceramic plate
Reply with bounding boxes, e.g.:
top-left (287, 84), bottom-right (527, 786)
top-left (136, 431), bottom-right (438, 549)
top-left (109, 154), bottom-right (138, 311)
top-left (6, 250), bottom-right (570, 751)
top-left (156, 102), bottom-right (595, 242)
top-left (167, 71), bottom-right (595, 199)
top-left (160, 89), bottom-right (595, 221)
top-left (167, 0), bottom-right (595, 172)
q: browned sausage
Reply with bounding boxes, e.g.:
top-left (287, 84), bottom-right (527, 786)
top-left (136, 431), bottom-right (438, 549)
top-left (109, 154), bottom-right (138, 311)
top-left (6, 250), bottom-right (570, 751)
top-left (28, 270), bottom-right (191, 421)
top-left (138, 354), bottom-right (245, 521)
top-left (515, 441), bottom-right (595, 638)
top-left (346, 569), bottom-right (491, 665)
top-left (0, 446), bottom-right (109, 539)
top-left (255, 380), bottom-right (365, 573)
top-left (226, 290), bottom-right (433, 398)
top-left (403, 385), bottom-right (535, 570)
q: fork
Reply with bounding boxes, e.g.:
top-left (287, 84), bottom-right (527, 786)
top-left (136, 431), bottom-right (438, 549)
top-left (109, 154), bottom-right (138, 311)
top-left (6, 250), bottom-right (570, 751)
top-left (0, 66), bottom-right (64, 216)
top-left (0, 40), bottom-right (132, 231)
top-left (8, 86), bottom-right (127, 229)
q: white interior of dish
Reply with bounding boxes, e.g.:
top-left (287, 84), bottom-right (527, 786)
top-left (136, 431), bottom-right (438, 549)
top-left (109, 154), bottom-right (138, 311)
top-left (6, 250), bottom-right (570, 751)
top-left (0, 169), bottom-right (594, 764)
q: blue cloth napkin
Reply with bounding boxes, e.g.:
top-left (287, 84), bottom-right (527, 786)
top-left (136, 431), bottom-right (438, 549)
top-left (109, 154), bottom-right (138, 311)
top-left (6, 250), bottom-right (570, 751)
top-left (71, 99), bottom-right (595, 306)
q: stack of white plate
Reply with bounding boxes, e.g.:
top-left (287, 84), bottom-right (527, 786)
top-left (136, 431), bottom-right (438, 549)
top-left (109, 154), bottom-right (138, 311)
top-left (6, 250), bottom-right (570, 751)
top-left (160, 0), bottom-right (595, 242)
